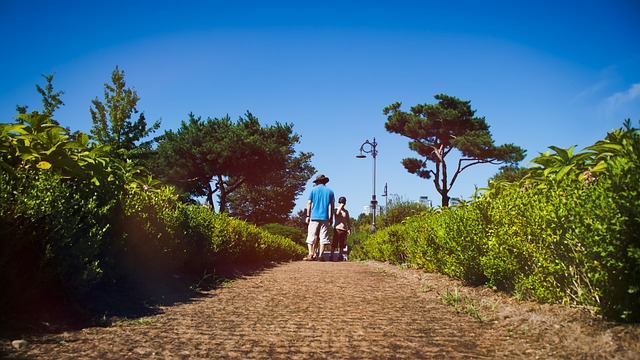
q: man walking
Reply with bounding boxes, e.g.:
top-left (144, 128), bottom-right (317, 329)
top-left (304, 174), bottom-right (335, 261)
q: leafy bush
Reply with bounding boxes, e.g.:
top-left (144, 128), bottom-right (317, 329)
top-left (0, 170), bottom-right (118, 313)
top-left (347, 230), bottom-right (369, 255)
top-left (177, 204), bottom-right (227, 273)
top-left (110, 186), bottom-right (185, 282)
top-left (256, 225), bottom-right (308, 263)
top-left (109, 188), bottom-right (307, 282)
top-left (351, 120), bottom-right (640, 322)
top-left (350, 224), bottom-right (408, 263)
top-left (382, 194), bottom-right (430, 227)
top-left (260, 223), bottom-right (306, 247)
top-left (0, 113), bottom-right (307, 323)
top-left (576, 133), bottom-right (640, 321)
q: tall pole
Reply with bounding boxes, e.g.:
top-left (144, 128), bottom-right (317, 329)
top-left (383, 182), bottom-right (388, 227)
top-left (372, 146), bottom-right (377, 232)
top-left (357, 137), bottom-right (378, 232)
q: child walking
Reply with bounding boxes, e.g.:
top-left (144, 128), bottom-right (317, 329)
top-left (330, 196), bottom-right (351, 261)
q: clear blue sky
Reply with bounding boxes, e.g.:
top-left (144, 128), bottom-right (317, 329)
top-left (2, 0), bottom-right (639, 214)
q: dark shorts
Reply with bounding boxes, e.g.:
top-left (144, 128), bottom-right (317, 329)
top-left (332, 228), bottom-right (348, 249)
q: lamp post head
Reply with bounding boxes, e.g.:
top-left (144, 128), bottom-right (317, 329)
top-left (358, 138), bottom-right (378, 158)
top-left (356, 137), bottom-right (378, 232)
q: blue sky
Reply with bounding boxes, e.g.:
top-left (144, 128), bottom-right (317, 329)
top-left (2, 1), bottom-right (639, 214)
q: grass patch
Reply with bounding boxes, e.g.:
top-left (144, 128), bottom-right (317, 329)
top-left (439, 287), bottom-right (498, 322)
top-left (112, 317), bottom-right (159, 327)
top-left (418, 281), bottom-right (433, 293)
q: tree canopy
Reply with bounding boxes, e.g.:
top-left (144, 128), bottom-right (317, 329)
top-left (384, 94), bottom-right (526, 206)
top-left (16, 73), bottom-right (65, 119)
top-left (227, 149), bottom-right (314, 225)
top-left (151, 111), bottom-right (310, 214)
top-left (89, 66), bottom-right (160, 157)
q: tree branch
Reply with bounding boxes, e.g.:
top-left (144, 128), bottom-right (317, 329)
top-left (449, 157), bottom-right (501, 189)
top-left (226, 176), bottom-right (247, 194)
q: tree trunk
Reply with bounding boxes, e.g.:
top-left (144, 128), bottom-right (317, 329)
top-left (205, 182), bottom-right (215, 211)
top-left (441, 194), bottom-right (450, 207)
top-left (217, 174), bottom-right (227, 213)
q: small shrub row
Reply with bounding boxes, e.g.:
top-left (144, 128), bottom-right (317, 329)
top-left (351, 121), bottom-right (640, 322)
top-left (0, 170), bottom-right (306, 323)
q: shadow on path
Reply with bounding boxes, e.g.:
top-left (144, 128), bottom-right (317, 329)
top-left (3, 261), bottom-right (639, 359)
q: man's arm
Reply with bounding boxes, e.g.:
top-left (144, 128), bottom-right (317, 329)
top-left (329, 201), bottom-right (335, 224)
top-left (306, 200), bottom-right (312, 224)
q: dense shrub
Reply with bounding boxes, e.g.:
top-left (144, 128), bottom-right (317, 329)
top-left (577, 149), bottom-right (640, 321)
top-left (260, 223), bottom-right (305, 246)
top-left (0, 112), bottom-right (307, 327)
top-left (0, 170), bottom-right (306, 322)
top-left (351, 120), bottom-right (640, 322)
top-left (0, 171), bottom-right (118, 313)
top-left (109, 186), bottom-right (186, 282)
top-left (350, 224), bottom-right (408, 263)
top-left (177, 204), bottom-right (228, 274)
top-left (108, 188), bottom-right (307, 282)
top-left (381, 195), bottom-right (430, 227)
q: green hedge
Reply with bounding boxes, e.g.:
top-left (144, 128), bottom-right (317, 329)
top-left (0, 171), bottom-right (118, 312)
top-left (0, 170), bottom-right (306, 321)
top-left (110, 185), bottom-right (306, 282)
top-left (351, 123), bottom-right (640, 322)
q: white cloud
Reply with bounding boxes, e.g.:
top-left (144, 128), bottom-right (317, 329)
top-left (571, 65), bottom-right (617, 104)
top-left (606, 83), bottom-right (640, 107)
top-left (572, 80), bottom-right (607, 104)
top-left (602, 83), bottom-right (640, 121)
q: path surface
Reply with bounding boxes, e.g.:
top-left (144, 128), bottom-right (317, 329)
top-left (3, 260), bottom-right (639, 359)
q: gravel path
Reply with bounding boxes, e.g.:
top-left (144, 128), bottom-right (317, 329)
top-left (3, 259), bottom-right (639, 359)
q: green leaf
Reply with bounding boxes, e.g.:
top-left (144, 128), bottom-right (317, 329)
top-left (36, 161), bottom-right (52, 169)
top-left (77, 132), bottom-right (89, 146)
top-left (1, 123), bottom-right (28, 135)
top-left (555, 164), bottom-right (575, 180)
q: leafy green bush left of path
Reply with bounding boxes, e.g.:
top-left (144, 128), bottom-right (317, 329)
top-left (0, 168), bottom-right (306, 332)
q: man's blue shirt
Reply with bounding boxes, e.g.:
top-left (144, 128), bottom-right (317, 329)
top-left (309, 184), bottom-right (334, 221)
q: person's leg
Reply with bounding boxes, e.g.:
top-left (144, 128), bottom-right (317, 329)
top-left (329, 229), bottom-right (337, 261)
top-left (317, 243), bottom-right (325, 261)
top-left (305, 221), bottom-right (319, 259)
top-left (306, 243), bottom-right (314, 259)
top-left (311, 235), bottom-right (318, 259)
top-left (336, 229), bottom-right (346, 261)
top-left (314, 223), bottom-right (322, 258)
top-left (317, 220), bottom-right (331, 261)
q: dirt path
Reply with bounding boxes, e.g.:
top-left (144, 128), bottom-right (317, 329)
top-left (3, 260), bottom-right (639, 359)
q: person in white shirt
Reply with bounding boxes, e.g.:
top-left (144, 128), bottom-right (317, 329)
top-left (330, 196), bottom-right (351, 261)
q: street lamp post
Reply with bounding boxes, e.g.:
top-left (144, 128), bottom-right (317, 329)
top-left (356, 137), bottom-right (378, 232)
top-left (382, 182), bottom-right (388, 227)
